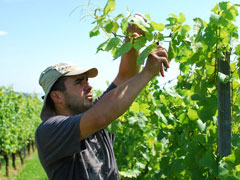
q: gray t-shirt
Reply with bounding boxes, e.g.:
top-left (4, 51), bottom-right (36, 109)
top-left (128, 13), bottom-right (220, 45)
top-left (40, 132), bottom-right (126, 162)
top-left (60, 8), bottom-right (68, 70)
top-left (35, 83), bottom-right (120, 180)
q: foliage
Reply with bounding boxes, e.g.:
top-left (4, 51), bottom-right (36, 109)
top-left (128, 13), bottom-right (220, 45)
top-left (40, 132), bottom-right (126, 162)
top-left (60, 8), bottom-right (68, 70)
top-left (89, 0), bottom-right (240, 179)
top-left (0, 86), bottom-right (42, 176)
top-left (0, 87), bottom-right (42, 154)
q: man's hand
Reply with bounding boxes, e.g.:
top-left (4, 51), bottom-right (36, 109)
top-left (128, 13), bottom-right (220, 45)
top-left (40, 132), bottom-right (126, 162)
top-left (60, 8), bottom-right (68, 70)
top-left (114, 13), bottom-right (149, 86)
top-left (126, 13), bottom-right (147, 41)
top-left (144, 45), bottom-right (169, 78)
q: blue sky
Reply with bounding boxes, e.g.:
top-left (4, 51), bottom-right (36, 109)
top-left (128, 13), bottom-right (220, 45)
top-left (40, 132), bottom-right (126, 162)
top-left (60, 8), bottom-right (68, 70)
top-left (0, 0), bottom-right (239, 94)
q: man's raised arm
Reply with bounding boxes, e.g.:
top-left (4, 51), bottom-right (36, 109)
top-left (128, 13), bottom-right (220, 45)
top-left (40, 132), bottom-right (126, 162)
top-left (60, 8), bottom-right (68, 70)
top-left (80, 45), bottom-right (169, 140)
top-left (113, 14), bottom-right (148, 86)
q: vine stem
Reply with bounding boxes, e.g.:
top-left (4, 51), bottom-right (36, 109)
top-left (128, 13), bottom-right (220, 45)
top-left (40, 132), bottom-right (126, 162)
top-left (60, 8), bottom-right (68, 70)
top-left (12, 153), bottom-right (16, 170)
top-left (4, 152), bottom-right (9, 176)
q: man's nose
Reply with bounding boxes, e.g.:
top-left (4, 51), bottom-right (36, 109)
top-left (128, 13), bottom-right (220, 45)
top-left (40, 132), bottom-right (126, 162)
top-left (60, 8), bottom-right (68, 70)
top-left (84, 82), bottom-right (92, 91)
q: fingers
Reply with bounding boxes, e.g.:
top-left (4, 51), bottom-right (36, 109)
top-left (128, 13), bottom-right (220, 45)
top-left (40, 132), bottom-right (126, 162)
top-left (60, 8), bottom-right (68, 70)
top-left (155, 48), bottom-right (169, 63)
top-left (160, 64), bottom-right (164, 77)
top-left (126, 24), bottom-right (145, 36)
top-left (149, 46), bottom-right (169, 77)
top-left (158, 56), bottom-right (169, 76)
top-left (153, 48), bottom-right (169, 68)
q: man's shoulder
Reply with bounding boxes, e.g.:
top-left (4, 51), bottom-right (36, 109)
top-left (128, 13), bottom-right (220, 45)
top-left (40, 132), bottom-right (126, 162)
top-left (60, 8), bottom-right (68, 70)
top-left (41, 115), bottom-right (82, 126)
top-left (36, 115), bottom-right (82, 136)
top-left (44, 115), bottom-right (70, 123)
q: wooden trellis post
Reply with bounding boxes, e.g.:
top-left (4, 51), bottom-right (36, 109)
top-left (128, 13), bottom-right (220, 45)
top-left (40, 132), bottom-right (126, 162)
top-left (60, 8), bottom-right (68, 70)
top-left (217, 54), bottom-right (232, 157)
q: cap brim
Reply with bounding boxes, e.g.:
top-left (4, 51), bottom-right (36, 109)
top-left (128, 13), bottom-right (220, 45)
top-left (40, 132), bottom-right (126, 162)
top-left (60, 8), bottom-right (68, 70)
top-left (65, 67), bottom-right (98, 78)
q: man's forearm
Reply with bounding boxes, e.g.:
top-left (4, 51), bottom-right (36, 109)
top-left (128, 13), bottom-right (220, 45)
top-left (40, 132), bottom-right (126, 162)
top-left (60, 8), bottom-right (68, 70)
top-left (114, 46), bottom-right (140, 86)
top-left (120, 47), bottom-right (140, 74)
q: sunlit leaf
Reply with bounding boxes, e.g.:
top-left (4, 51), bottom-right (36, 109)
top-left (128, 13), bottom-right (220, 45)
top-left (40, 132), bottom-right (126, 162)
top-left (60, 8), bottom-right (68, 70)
top-left (137, 43), bottom-right (157, 65)
top-left (96, 39), bottom-right (109, 53)
top-left (104, 0), bottom-right (115, 15)
top-left (154, 109), bottom-right (167, 124)
top-left (187, 109), bottom-right (198, 120)
top-left (113, 43), bottom-right (132, 60)
top-left (89, 26), bottom-right (100, 37)
top-left (130, 102), bottom-right (140, 113)
top-left (105, 37), bottom-right (121, 51)
top-left (218, 72), bottom-right (230, 84)
top-left (133, 37), bottom-right (147, 51)
top-left (179, 13), bottom-right (186, 24)
top-left (151, 21), bottom-right (165, 32)
top-left (197, 119), bottom-right (206, 131)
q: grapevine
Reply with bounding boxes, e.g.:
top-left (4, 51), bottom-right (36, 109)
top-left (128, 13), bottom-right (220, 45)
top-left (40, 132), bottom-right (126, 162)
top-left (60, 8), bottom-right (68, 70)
top-left (0, 86), bottom-right (42, 176)
top-left (88, 1), bottom-right (240, 179)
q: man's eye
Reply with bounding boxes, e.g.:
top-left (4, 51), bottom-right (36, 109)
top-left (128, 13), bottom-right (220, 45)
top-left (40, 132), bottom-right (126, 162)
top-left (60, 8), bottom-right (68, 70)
top-left (75, 76), bottom-right (88, 85)
top-left (76, 78), bottom-right (84, 84)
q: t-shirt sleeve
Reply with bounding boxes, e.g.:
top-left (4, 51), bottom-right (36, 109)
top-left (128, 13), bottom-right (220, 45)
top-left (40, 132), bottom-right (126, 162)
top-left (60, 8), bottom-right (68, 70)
top-left (94, 82), bottom-right (117, 103)
top-left (36, 115), bottom-right (82, 164)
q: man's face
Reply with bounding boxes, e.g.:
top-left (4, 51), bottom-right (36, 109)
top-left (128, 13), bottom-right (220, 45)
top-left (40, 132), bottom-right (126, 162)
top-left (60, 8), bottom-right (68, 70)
top-left (63, 74), bottom-right (94, 115)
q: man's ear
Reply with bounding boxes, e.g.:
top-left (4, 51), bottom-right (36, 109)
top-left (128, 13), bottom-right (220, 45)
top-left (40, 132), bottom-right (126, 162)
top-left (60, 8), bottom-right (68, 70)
top-left (50, 91), bottom-right (64, 104)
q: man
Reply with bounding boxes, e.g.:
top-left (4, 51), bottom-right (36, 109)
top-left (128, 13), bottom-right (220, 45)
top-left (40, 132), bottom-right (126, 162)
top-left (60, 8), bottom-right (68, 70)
top-left (35, 14), bottom-right (169, 180)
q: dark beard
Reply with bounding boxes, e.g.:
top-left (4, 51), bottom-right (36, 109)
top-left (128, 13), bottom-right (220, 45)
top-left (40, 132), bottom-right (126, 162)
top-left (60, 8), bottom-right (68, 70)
top-left (67, 101), bottom-right (94, 115)
top-left (63, 89), bottom-right (94, 115)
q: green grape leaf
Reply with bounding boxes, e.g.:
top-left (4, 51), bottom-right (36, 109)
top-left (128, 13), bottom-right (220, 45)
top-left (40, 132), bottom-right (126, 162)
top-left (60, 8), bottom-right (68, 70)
top-left (211, 3), bottom-right (219, 13)
top-left (199, 151), bottom-right (218, 175)
top-left (187, 109), bottom-right (198, 120)
top-left (105, 37), bottom-right (121, 52)
top-left (137, 114), bottom-right (147, 128)
top-left (129, 102), bottom-right (139, 113)
top-left (104, 22), bottom-right (114, 33)
top-left (139, 103), bottom-right (150, 116)
top-left (179, 13), bottom-right (186, 24)
top-left (180, 25), bottom-right (191, 38)
top-left (107, 119), bottom-right (121, 133)
top-left (191, 94), bottom-right (201, 101)
top-left (197, 119), bottom-right (206, 131)
top-left (206, 64), bottom-right (215, 75)
top-left (232, 134), bottom-right (240, 148)
top-left (96, 40), bottom-right (109, 53)
top-left (168, 41), bottom-right (176, 61)
top-left (145, 31), bottom-right (153, 41)
top-left (235, 44), bottom-right (240, 55)
top-left (133, 36), bottom-right (147, 51)
top-left (166, 16), bottom-right (177, 25)
top-left (119, 169), bottom-right (141, 178)
top-left (137, 43), bottom-right (157, 65)
top-left (154, 109), bottom-right (167, 124)
top-left (218, 161), bottom-right (229, 176)
top-left (104, 21), bottom-right (119, 34)
top-left (121, 17), bottom-right (129, 34)
top-left (210, 14), bottom-right (220, 24)
top-left (128, 116), bottom-right (138, 125)
top-left (104, 0), bottom-right (115, 15)
top-left (113, 43), bottom-right (132, 60)
top-left (89, 26), bottom-right (100, 37)
top-left (151, 21), bottom-right (165, 32)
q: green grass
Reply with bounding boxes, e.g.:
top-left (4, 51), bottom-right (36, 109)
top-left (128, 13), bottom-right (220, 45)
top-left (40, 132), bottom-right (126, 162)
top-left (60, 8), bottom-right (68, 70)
top-left (0, 151), bottom-right (48, 180)
top-left (14, 152), bottom-right (48, 180)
